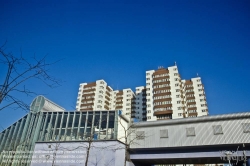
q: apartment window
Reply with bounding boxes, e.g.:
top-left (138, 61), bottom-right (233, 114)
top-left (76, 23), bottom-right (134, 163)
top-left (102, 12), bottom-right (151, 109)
top-left (175, 83), bottom-right (179, 87)
top-left (146, 78), bottom-right (150, 80)
top-left (147, 104), bottom-right (151, 107)
top-left (197, 79), bottom-right (201, 82)
top-left (178, 113), bottom-right (182, 116)
top-left (146, 73), bottom-right (150, 75)
top-left (99, 90), bottom-right (103, 94)
top-left (178, 107), bottom-right (181, 110)
top-left (176, 95), bottom-right (180, 98)
top-left (175, 78), bottom-right (178, 81)
top-left (147, 110), bottom-right (151, 113)
top-left (100, 81), bottom-right (104, 84)
top-left (127, 94), bottom-right (131, 97)
top-left (177, 101), bottom-right (181, 104)
top-left (176, 89), bottom-right (180, 92)
top-left (173, 68), bottom-right (177, 71)
top-left (98, 100), bottom-right (102, 103)
top-left (146, 83), bottom-right (150, 85)
top-left (127, 90), bottom-right (131, 92)
top-left (126, 103), bottom-right (130, 106)
top-left (201, 104), bottom-right (205, 107)
top-left (202, 109), bottom-right (207, 112)
top-left (174, 73), bottom-right (178, 76)
top-left (147, 99), bottom-right (150, 102)
top-left (147, 116), bottom-right (151, 120)
top-left (198, 89), bottom-right (203, 92)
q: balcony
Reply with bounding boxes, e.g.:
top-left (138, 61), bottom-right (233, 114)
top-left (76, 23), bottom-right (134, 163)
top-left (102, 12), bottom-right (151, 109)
top-left (115, 106), bottom-right (123, 109)
top-left (82, 93), bottom-right (95, 96)
top-left (116, 97), bottom-right (123, 100)
top-left (154, 98), bottom-right (172, 102)
top-left (154, 104), bottom-right (172, 109)
top-left (187, 107), bottom-right (197, 111)
top-left (153, 81), bottom-right (170, 86)
top-left (185, 87), bottom-right (193, 90)
top-left (84, 82), bottom-right (96, 88)
top-left (153, 110), bottom-right (173, 116)
top-left (153, 87), bottom-right (171, 91)
top-left (185, 91), bottom-right (194, 95)
top-left (188, 112), bottom-right (198, 117)
top-left (105, 95), bottom-right (110, 101)
top-left (187, 102), bottom-right (196, 105)
top-left (104, 105), bottom-right (109, 110)
top-left (116, 91), bottom-right (123, 96)
top-left (105, 100), bottom-right (109, 105)
top-left (186, 96), bottom-right (195, 100)
top-left (153, 92), bottom-right (171, 97)
top-left (81, 98), bottom-right (94, 102)
top-left (116, 101), bottom-right (123, 105)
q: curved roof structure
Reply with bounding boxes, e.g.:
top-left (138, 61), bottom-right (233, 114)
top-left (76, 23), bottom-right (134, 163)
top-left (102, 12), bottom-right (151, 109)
top-left (30, 95), bottom-right (65, 112)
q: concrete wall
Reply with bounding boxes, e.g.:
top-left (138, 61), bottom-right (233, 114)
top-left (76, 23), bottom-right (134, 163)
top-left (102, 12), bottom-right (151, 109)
top-left (30, 140), bottom-right (126, 166)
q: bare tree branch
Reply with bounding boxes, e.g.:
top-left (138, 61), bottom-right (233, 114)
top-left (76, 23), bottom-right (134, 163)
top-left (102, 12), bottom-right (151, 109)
top-left (0, 43), bottom-right (62, 112)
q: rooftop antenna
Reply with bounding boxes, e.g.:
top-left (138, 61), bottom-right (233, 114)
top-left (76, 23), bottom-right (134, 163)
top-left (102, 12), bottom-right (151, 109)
top-left (175, 61), bottom-right (177, 66)
top-left (197, 73), bottom-right (199, 77)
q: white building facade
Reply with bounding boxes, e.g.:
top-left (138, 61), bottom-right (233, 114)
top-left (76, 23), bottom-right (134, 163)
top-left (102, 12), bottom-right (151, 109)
top-left (76, 80), bottom-right (135, 119)
top-left (76, 80), bottom-right (113, 111)
top-left (76, 64), bottom-right (209, 122)
top-left (144, 65), bottom-right (208, 121)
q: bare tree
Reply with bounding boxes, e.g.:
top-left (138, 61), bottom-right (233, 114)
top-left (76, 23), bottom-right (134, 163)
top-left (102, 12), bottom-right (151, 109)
top-left (0, 42), bottom-right (61, 111)
top-left (117, 117), bottom-right (146, 166)
top-left (41, 131), bottom-right (116, 166)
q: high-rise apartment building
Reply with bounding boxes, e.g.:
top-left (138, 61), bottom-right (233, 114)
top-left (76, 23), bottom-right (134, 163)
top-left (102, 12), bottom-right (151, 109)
top-left (145, 65), bottom-right (182, 121)
top-left (76, 64), bottom-right (209, 122)
top-left (76, 80), bottom-right (135, 119)
top-left (182, 78), bottom-right (208, 117)
top-left (113, 89), bottom-right (135, 119)
top-left (76, 80), bottom-right (113, 111)
top-left (143, 65), bottom-right (208, 121)
top-left (134, 86), bottom-right (147, 121)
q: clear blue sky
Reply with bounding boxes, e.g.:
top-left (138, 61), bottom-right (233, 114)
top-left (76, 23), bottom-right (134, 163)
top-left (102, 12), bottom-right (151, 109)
top-left (1, 0), bottom-right (250, 130)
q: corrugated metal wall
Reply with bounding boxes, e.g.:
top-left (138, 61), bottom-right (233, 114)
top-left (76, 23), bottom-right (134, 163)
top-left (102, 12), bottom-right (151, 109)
top-left (131, 114), bottom-right (250, 148)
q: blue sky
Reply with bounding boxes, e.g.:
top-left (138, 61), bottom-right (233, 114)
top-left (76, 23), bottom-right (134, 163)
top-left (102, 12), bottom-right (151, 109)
top-left (0, 0), bottom-right (250, 130)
